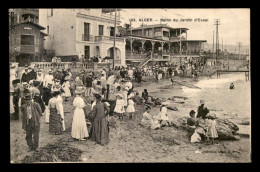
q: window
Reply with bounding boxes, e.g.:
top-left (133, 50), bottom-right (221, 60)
top-left (47, 26), bottom-right (49, 34)
top-left (98, 25), bottom-right (104, 36)
top-left (51, 9), bottom-right (53, 16)
top-left (110, 27), bottom-right (115, 36)
top-left (21, 35), bottom-right (34, 45)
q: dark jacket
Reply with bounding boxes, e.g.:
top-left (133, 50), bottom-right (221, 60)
top-left (42, 87), bottom-right (52, 106)
top-left (21, 73), bottom-right (31, 83)
top-left (33, 96), bottom-right (45, 113)
top-left (197, 105), bottom-right (209, 119)
top-left (29, 70), bottom-right (37, 80)
top-left (21, 102), bottom-right (42, 130)
top-left (85, 76), bottom-right (93, 87)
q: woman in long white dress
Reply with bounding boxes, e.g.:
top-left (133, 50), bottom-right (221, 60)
top-left (71, 87), bottom-right (89, 141)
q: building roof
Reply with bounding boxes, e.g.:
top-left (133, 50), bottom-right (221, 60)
top-left (180, 40), bottom-right (207, 42)
top-left (132, 24), bottom-right (189, 31)
top-left (14, 20), bottom-right (45, 30)
top-left (102, 9), bottom-right (121, 13)
top-left (40, 31), bottom-right (48, 36)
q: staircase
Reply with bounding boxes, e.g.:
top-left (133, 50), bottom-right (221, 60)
top-left (138, 55), bottom-right (151, 68)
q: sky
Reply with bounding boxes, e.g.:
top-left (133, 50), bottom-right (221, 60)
top-left (119, 9), bottom-right (250, 46)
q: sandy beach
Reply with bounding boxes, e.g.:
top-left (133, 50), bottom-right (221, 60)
top-left (10, 73), bottom-right (251, 163)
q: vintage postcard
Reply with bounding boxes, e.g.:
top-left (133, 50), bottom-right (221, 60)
top-left (9, 8), bottom-right (251, 163)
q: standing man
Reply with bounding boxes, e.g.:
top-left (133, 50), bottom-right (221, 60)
top-left (43, 70), bottom-right (54, 88)
top-left (197, 100), bottom-right (209, 119)
top-left (29, 67), bottom-right (37, 81)
top-left (21, 92), bottom-right (42, 152)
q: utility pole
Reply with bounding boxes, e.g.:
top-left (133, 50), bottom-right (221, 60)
top-left (113, 9), bottom-right (117, 69)
top-left (214, 19), bottom-right (220, 63)
top-left (238, 42), bottom-right (242, 62)
top-left (212, 30), bottom-right (214, 58)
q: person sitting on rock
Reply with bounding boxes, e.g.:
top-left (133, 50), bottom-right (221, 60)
top-left (132, 92), bottom-right (143, 105)
top-left (197, 100), bottom-right (209, 120)
top-left (142, 89), bottom-right (149, 103)
top-left (187, 110), bottom-right (198, 138)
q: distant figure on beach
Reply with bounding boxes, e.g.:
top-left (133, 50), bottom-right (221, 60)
top-left (142, 89), bottom-right (149, 103)
top-left (230, 83), bottom-right (234, 89)
top-left (170, 77), bottom-right (175, 86)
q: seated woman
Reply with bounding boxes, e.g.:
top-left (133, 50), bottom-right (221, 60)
top-left (140, 106), bottom-right (153, 129)
top-left (158, 105), bottom-right (170, 127)
top-left (151, 112), bottom-right (161, 130)
top-left (187, 110), bottom-right (198, 138)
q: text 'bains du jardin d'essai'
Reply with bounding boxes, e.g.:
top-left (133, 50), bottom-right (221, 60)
top-left (129, 18), bottom-right (208, 22)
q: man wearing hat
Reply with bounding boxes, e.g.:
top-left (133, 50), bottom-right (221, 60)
top-left (32, 88), bottom-right (45, 115)
top-left (21, 67), bottom-right (31, 84)
top-left (20, 92), bottom-right (42, 151)
top-left (197, 100), bottom-right (210, 119)
top-left (43, 70), bottom-right (54, 88)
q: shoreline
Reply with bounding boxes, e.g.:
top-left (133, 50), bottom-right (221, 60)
top-left (10, 72), bottom-right (251, 163)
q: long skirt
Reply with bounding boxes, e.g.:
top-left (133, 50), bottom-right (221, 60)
top-left (49, 107), bottom-right (63, 133)
top-left (71, 108), bottom-right (89, 139)
top-left (90, 116), bottom-right (109, 145)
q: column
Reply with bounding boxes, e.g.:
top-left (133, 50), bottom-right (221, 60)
top-left (151, 41), bottom-right (155, 59)
top-left (179, 28), bottom-right (182, 55)
top-left (130, 37), bottom-right (133, 58)
top-left (141, 39), bottom-right (146, 56)
top-left (161, 42), bottom-right (165, 57)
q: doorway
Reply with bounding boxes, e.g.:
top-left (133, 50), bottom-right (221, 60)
top-left (84, 46), bottom-right (90, 60)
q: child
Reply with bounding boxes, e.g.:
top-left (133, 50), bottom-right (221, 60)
top-left (126, 97), bottom-right (135, 119)
top-left (62, 77), bottom-right (71, 102)
top-left (141, 106), bottom-right (153, 128)
top-left (206, 114), bottom-right (218, 144)
top-left (114, 94), bottom-right (125, 119)
top-left (158, 105), bottom-right (170, 127)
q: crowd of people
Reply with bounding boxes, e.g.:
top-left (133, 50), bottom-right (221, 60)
top-left (10, 57), bottom-right (220, 152)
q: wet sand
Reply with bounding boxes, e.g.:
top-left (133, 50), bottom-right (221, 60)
top-left (10, 75), bottom-right (251, 163)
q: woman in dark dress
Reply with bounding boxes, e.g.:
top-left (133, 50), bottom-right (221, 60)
top-left (48, 91), bottom-right (63, 135)
top-left (90, 95), bottom-right (110, 145)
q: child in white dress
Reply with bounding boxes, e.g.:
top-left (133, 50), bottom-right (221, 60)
top-left (62, 80), bottom-right (71, 102)
top-left (206, 114), bottom-right (218, 144)
top-left (114, 94), bottom-right (125, 119)
top-left (126, 97), bottom-right (135, 119)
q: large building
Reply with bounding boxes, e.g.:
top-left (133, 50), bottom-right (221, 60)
top-left (123, 24), bottom-right (207, 66)
top-left (9, 9), bottom-right (47, 66)
top-left (39, 9), bottom-right (126, 66)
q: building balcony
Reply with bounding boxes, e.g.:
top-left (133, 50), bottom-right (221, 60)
top-left (19, 45), bottom-right (35, 53)
top-left (95, 35), bottom-right (125, 43)
top-left (82, 34), bottom-right (94, 41)
top-left (170, 37), bottom-right (187, 42)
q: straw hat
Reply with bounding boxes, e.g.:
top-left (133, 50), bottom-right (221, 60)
top-left (75, 87), bottom-right (85, 94)
top-left (200, 100), bottom-right (205, 104)
top-left (48, 70), bottom-right (53, 73)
